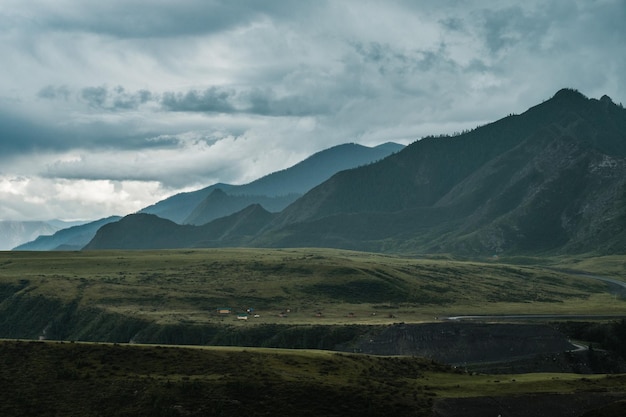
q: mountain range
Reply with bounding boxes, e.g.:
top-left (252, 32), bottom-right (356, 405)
top-left (0, 220), bottom-right (94, 251)
top-left (14, 142), bottom-right (402, 250)
top-left (84, 89), bottom-right (626, 256)
top-left (13, 217), bottom-right (121, 251)
top-left (0, 221), bottom-right (61, 251)
top-left (139, 142), bottom-right (403, 224)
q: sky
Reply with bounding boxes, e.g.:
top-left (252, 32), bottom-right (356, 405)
top-left (1, 0), bottom-right (624, 222)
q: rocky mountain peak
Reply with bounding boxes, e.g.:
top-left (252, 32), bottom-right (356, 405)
top-left (600, 94), bottom-right (614, 105)
top-left (552, 88), bottom-right (587, 101)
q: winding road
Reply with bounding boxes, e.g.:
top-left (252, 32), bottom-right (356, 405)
top-left (573, 273), bottom-right (626, 293)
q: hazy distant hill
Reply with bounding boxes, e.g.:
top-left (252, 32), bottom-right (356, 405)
top-left (0, 221), bottom-right (60, 250)
top-left (0, 220), bottom-right (87, 250)
top-left (139, 142), bottom-right (403, 224)
top-left (231, 142), bottom-right (404, 197)
top-left (14, 216), bottom-right (121, 251)
top-left (138, 183), bottom-right (235, 224)
top-left (183, 189), bottom-right (295, 226)
top-left (86, 89), bottom-right (626, 256)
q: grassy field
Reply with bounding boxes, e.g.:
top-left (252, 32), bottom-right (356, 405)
top-left (2, 250), bottom-right (626, 415)
top-left (1, 339), bottom-right (625, 417)
top-left (1, 248), bottom-right (624, 328)
top-left (498, 253), bottom-right (626, 277)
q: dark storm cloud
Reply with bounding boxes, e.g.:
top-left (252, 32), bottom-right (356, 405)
top-left (353, 41), bottom-right (455, 73)
top-left (159, 87), bottom-right (333, 117)
top-left (81, 86), bottom-right (108, 108)
top-left (39, 85), bottom-right (154, 111)
top-left (0, 111), bottom-right (53, 154)
top-left (244, 88), bottom-right (332, 117)
top-left (479, 6), bottom-right (552, 55)
top-left (80, 86), bottom-right (153, 110)
top-left (161, 88), bottom-right (237, 113)
top-left (24, 0), bottom-right (322, 39)
top-left (0, 89), bottom-right (167, 162)
top-left (476, 1), bottom-right (625, 57)
top-left (113, 88), bottom-right (153, 110)
top-left (0, 104), bottom-right (169, 160)
top-left (37, 85), bottom-right (71, 100)
top-left (36, 81), bottom-right (333, 118)
top-left (439, 17), bottom-right (465, 32)
top-left (348, 41), bottom-right (459, 99)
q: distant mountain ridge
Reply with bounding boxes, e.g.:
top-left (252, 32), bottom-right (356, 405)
top-left (0, 220), bottom-right (91, 251)
top-left (182, 189), bottom-right (295, 226)
top-left (17, 142), bottom-right (402, 250)
top-left (139, 142), bottom-right (404, 224)
top-left (85, 89), bottom-right (626, 256)
top-left (230, 142), bottom-right (403, 197)
top-left (0, 221), bottom-right (60, 251)
top-left (14, 216), bottom-right (121, 251)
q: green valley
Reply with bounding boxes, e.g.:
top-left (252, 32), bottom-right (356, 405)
top-left (2, 249), bottom-right (626, 416)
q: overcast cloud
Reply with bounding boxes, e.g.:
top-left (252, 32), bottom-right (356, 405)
top-left (0, 0), bottom-right (624, 221)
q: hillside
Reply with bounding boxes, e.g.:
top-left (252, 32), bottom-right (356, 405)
top-left (0, 249), bottom-right (617, 336)
top-left (137, 182), bottom-right (235, 224)
top-left (231, 142), bottom-right (404, 197)
top-left (139, 142), bottom-right (403, 224)
top-left (84, 206), bottom-right (275, 250)
top-left (261, 89), bottom-right (626, 254)
top-left (183, 189), bottom-right (294, 225)
top-left (5, 340), bottom-right (626, 417)
top-left (83, 214), bottom-right (201, 250)
top-left (84, 89), bottom-right (626, 256)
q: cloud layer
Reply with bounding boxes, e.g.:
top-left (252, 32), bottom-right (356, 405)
top-left (1, 0), bottom-right (624, 220)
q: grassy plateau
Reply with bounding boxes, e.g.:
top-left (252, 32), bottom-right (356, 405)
top-left (0, 248), bottom-right (624, 326)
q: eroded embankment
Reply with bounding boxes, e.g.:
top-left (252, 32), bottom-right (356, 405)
top-left (2, 289), bottom-right (625, 373)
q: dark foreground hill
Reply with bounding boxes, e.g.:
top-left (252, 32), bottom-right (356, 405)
top-left (2, 340), bottom-right (626, 417)
top-left (86, 89), bottom-right (626, 256)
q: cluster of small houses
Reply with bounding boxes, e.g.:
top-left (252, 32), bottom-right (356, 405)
top-left (216, 307), bottom-right (320, 320)
top-left (217, 307), bottom-right (329, 320)
top-left (216, 307), bottom-right (393, 320)
top-left (215, 307), bottom-right (261, 320)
